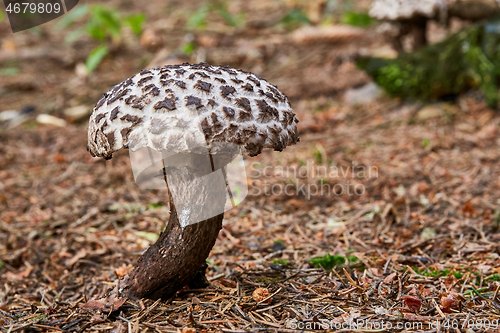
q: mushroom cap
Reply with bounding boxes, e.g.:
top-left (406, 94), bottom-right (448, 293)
top-left (87, 63), bottom-right (299, 159)
top-left (369, 0), bottom-right (446, 20)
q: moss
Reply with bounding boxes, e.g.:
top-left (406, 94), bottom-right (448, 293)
top-left (310, 254), bottom-right (358, 270)
top-left (357, 16), bottom-right (500, 107)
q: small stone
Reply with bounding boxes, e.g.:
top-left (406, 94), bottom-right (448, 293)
top-left (416, 104), bottom-right (446, 120)
top-left (344, 82), bottom-right (383, 105)
top-left (64, 105), bottom-right (91, 122)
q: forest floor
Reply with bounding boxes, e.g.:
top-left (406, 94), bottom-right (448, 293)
top-left (1, 0), bottom-right (500, 332)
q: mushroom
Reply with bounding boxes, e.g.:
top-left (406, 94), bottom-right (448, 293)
top-left (448, 0), bottom-right (500, 21)
top-left (369, 0), bottom-right (447, 51)
top-left (87, 62), bottom-right (299, 300)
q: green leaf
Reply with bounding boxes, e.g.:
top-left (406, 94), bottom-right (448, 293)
top-left (86, 5), bottom-right (122, 41)
top-left (186, 5), bottom-right (210, 30)
top-left (125, 14), bottom-right (146, 36)
top-left (0, 67), bottom-right (20, 76)
top-left (54, 4), bottom-right (89, 31)
top-left (85, 45), bottom-right (109, 74)
top-left (281, 8), bottom-right (311, 28)
top-left (341, 12), bottom-right (374, 27)
top-left (64, 28), bottom-right (85, 43)
top-left (215, 4), bottom-right (243, 27)
top-left (181, 42), bottom-right (197, 55)
top-left (422, 138), bottom-right (431, 148)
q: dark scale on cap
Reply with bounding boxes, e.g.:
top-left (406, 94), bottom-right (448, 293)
top-left (160, 79), bottom-right (174, 87)
top-left (269, 123), bottom-right (281, 135)
top-left (194, 80), bottom-right (212, 92)
top-left (96, 95), bottom-right (107, 108)
top-left (206, 69), bottom-right (222, 75)
top-left (154, 96), bottom-right (177, 111)
top-left (265, 92), bottom-right (278, 103)
top-left (121, 127), bottom-right (132, 140)
top-left (231, 78), bottom-right (244, 84)
top-left (110, 82), bottom-right (125, 95)
top-left (106, 132), bottom-right (116, 148)
top-left (175, 69), bottom-right (186, 76)
top-left (256, 99), bottom-right (279, 123)
top-left (241, 83), bottom-right (253, 92)
top-left (214, 77), bottom-right (226, 84)
top-left (220, 85), bottom-right (236, 99)
top-left (120, 114), bottom-right (143, 125)
top-left (137, 76), bottom-right (153, 86)
top-left (107, 89), bottom-right (130, 104)
top-left (220, 66), bottom-right (237, 75)
top-left (175, 81), bottom-right (187, 89)
top-left (215, 123), bottom-right (242, 144)
top-left (186, 95), bottom-right (203, 108)
top-left (267, 86), bottom-right (286, 102)
top-left (140, 69), bottom-right (152, 75)
top-left (238, 109), bottom-right (254, 122)
top-left (200, 117), bottom-right (213, 139)
top-left (211, 112), bottom-right (224, 132)
top-left (236, 97), bottom-right (251, 112)
top-left (124, 95), bottom-right (144, 110)
top-left (195, 71), bottom-right (210, 78)
top-left (207, 99), bottom-right (218, 108)
top-left (241, 124), bottom-right (257, 137)
top-left (247, 76), bottom-right (261, 87)
top-left (188, 73), bottom-right (195, 80)
top-left (110, 106), bottom-right (120, 120)
top-left (143, 84), bottom-right (160, 96)
top-left (245, 142), bottom-right (263, 157)
top-left (95, 113), bottom-right (106, 123)
top-left (223, 106), bottom-right (235, 117)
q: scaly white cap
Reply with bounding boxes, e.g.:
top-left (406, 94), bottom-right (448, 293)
top-left (87, 62), bottom-right (299, 159)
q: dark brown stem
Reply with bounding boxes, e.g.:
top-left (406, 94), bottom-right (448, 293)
top-left (121, 151), bottom-right (232, 300)
top-left (409, 17), bottom-right (428, 50)
top-left (123, 195), bottom-right (223, 300)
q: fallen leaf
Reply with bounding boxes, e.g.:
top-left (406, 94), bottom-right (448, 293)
top-left (401, 295), bottom-right (422, 313)
top-left (80, 296), bottom-right (127, 312)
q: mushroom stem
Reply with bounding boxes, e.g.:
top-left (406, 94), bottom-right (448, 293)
top-left (123, 191), bottom-right (223, 300)
top-left (122, 157), bottom-right (226, 300)
top-left (409, 17), bottom-right (428, 49)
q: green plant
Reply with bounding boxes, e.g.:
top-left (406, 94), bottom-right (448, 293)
top-left (310, 254), bottom-right (358, 270)
top-left (422, 138), bottom-right (431, 148)
top-left (272, 259), bottom-right (289, 266)
top-left (357, 16), bottom-right (500, 107)
top-left (55, 4), bottom-right (146, 74)
top-left (0, 67), bottom-right (20, 76)
top-left (341, 12), bottom-right (374, 27)
top-left (280, 8), bottom-right (311, 30)
top-left (185, 1), bottom-right (245, 31)
top-left (412, 267), bottom-right (464, 279)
